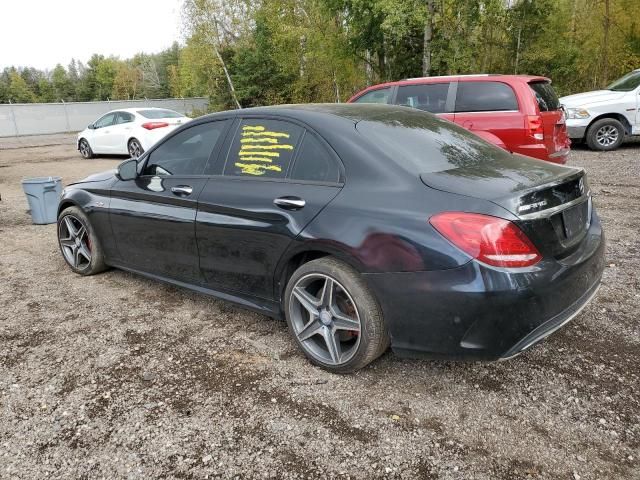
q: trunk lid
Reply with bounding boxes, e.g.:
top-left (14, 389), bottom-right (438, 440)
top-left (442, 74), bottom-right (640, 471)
top-left (420, 154), bottom-right (591, 259)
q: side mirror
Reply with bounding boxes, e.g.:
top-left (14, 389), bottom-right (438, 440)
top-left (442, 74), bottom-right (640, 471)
top-left (88, 123), bottom-right (95, 129)
top-left (117, 158), bottom-right (138, 181)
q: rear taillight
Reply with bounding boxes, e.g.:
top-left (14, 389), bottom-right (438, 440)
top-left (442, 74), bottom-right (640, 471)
top-left (142, 121), bottom-right (169, 130)
top-left (430, 212), bottom-right (542, 268)
top-left (527, 115), bottom-right (544, 141)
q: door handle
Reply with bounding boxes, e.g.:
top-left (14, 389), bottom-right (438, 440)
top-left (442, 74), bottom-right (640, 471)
top-left (274, 196), bottom-right (305, 210)
top-left (171, 185), bottom-right (193, 196)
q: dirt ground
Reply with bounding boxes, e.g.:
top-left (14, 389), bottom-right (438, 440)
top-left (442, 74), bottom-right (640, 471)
top-left (0, 133), bottom-right (638, 480)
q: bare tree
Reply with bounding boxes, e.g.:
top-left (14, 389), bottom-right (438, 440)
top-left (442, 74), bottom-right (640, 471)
top-left (182, 0), bottom-right (255, 109)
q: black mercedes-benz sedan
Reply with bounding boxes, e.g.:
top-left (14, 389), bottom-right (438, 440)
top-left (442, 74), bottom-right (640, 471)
top-left (57, 104), bottom-right (605, 372)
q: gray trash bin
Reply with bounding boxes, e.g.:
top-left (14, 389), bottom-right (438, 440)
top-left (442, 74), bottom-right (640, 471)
top-left (21, 176), bottom-right (62, 224)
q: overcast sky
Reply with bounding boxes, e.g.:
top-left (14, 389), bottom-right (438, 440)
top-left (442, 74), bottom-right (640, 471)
top-left (1, 0), bottom-right (184, 70)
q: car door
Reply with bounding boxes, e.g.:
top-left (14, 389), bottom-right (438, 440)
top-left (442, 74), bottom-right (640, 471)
top-left (452, 80), bottom-right (524, 148)
top-left (196, 117), bottom-right (343, 300)
top-left (108, 119), bottom-right (232, 283)
top-left (110, 111), bottom-right (136, 154)
top-left (91, 112), bottom-right (117, 153)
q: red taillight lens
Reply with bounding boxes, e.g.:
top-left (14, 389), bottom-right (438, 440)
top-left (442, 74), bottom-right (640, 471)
top-left (142, 121), bottom-right (169, 130)
top-left (527, 115), bottom-right (544, 141)
top-left (430, 212), bottom-right (542, 268)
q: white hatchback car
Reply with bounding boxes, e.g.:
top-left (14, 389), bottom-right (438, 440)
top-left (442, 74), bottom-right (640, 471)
top-left (560, 69), bottom-right (640, 151)
top-left (77, 108), bottom-right (191, 159)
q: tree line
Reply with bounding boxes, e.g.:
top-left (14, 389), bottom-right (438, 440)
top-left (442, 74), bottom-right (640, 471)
top-left (2, 0), bottom-right (639, 108)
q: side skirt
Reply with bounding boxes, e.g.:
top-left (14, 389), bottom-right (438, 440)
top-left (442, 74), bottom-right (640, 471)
top-left (107, 262), bottom-right (283, 320)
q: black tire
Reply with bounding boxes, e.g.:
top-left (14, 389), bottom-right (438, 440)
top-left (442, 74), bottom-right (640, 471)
top-left (78, 139), bottom-right (94, 159)
top-left (128, 138), bottom-right (144, 159)
top-left (57, 206), bottom-right (107, 276)
top-left (284, 257), bottom-right (390, 373)
top-left (586, 118), bottom-right (625, 151)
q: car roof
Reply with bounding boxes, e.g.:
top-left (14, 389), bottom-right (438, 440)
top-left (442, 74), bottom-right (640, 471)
top-left (197, 103), bottom-right (419, 125)
top-left (104, 107), bottom-right (180, 114)
top-left (350, 74), bottom-right (551, 99)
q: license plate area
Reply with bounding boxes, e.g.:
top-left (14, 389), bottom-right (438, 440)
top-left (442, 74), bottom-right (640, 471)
top-left (561, 201), bottom-right (589, 240)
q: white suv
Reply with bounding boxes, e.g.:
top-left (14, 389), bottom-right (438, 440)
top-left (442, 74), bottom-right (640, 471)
top-left (560, 69), bottom-right (640, 151)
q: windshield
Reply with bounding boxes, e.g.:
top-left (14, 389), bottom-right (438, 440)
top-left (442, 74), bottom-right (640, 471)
top-left (607, 71), bottom-right (640, 92)
top-left (137, 109), bottom-right (184, 119)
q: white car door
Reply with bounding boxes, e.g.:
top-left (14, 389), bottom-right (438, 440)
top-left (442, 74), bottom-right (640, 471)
top-left (110, 112), bottom-right (136, 154)
top-left (635, 87), bottom-right (640, 134)
top-left (91, 112), bottom-right (117, 153)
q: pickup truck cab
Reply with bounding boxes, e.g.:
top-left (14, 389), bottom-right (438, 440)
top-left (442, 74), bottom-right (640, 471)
top-left (560, 69), bottom-right (640, 151)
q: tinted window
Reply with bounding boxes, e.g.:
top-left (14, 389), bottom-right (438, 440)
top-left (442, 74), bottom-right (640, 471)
top-left (142, 121), bottom-right (229, 176)
top-left (224, 119), bottom-right (303, 178)
top-left (396, 83), bottom-right (449, 113)
top-left (137, 109), bottom-right (183, 119)
top-left (115, 112), bottom-right (134, 124)
top-left (353, 88), bottom-right (392, 104)
top-left (290, 133), bottom-right (340, 183)
top-left (455, 82), bottom-right (518, 112)
top-left (94, 113), bottom-right (116, 128)
top-left (529, 81), bottom-right (560, 111)
top-left (356, 108), bottom-right (511, 174)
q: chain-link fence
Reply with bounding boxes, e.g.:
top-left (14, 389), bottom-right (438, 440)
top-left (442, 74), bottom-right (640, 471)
top-left (0, 98), bottom-right (209, 137)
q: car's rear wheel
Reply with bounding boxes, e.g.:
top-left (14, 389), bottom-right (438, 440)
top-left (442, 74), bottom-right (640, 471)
top-left (78, 139), bottom-right (94, 159)
top-left (128, 138), bottom-right (144, 159)
top-left (284, 257), bottom-right (389, 373)
top-left (586, 118), bottom-right (625, 151)
top-left (57, 206), bottom-right (107, 276)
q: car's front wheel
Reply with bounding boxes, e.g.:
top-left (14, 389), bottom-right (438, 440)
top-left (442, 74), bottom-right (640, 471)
top-left (284, 257), bottom-right (389, 373)
top-left (57, 206), bottom-right (107, 276)
top-left (586, 118), bottom-right (625, 151)
top-left (128, 138), bottom-right (144, 159)
top-left (78, 139), bottom-right (94, 159)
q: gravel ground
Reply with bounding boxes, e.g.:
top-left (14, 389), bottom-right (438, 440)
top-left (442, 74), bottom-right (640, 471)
top-left (0, 134), bottom-right (638, 479)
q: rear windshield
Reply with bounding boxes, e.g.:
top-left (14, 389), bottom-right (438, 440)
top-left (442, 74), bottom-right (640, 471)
top-left (529, 81), bottom-right (561, 111)
top-left (137, 109), bottom-right (183, 119)
top-left (355, 109), bottom-right (512, 174)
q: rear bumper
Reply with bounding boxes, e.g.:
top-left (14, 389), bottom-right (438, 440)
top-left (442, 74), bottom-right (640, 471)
top-left (363, 218), bottom-right (605, 361)
top-left (513, 143), bottom-right (570, 164)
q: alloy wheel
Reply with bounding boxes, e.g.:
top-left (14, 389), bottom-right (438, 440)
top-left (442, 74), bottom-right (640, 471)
top-left (58, 215), bottom-right (92, 270)
top-left (128, 140), bottom-right (142, 158)
top-left (289, 273), bottom-right (361, 366)
top-left (595, 125), bottom-right (619, 147)
top-left (79, 140), bottom-right (91, 158)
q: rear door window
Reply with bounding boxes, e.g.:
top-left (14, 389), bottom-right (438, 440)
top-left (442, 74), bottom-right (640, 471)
top-left (290, 133), bottom-right (340, 183)
top-left (396, 83), bottom-right (450, 113)
top-left (352, 88), bottom-right (392, 104)
top-left (454, 81), bottom-right (518, 112)
top-left (529, 81), bottom-right (561, 111)
top-left (224, 119), bottom-right (303, 178)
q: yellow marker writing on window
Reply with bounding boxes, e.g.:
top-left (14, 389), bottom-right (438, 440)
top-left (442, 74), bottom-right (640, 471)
top-left (235, 162), bottom-right (282, 175)
top-left (239, 150), bottom-right (280, 157)
top-left (241, 137), bottom-right (277, 144)
top-left (240, 144), bottom-right (293, 151)
top-left (242, 125), bottom-right (265, 131)
top-left (241, 131), bottom-right (290, 138)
